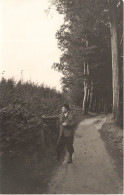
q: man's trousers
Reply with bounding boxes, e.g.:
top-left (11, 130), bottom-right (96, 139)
top-left (57, 135), bottom-right (74, 160)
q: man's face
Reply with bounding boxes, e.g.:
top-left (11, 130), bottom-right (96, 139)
top-left (61, 106), bottom-right (68, 113)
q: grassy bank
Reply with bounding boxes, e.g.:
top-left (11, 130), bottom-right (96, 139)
top-left (99, 114), bottom-right (123, 179)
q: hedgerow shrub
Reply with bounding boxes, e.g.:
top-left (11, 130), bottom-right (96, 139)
top-left (0, 78), bottom-right (64, 158)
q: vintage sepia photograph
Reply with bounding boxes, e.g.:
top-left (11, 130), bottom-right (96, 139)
top-left (0, 0), bottom-right (123, 194)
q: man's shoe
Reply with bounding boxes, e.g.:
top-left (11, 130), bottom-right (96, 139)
top-left (67, 158), bottom-right (72, 164)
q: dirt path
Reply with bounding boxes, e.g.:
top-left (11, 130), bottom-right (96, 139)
top-left (47, 115), bottom-right (123, 194)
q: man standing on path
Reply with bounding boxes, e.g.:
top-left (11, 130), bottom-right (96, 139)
top-left (57, 104), bottom-right (76, 164)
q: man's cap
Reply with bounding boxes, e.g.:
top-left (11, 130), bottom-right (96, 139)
top-left (61, 104), bottom-right (70, 110)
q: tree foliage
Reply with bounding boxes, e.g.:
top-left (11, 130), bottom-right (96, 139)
top-left (0, 78), bottom-right (64, 157)
top-left (51, 0), bottom-right (123, 121)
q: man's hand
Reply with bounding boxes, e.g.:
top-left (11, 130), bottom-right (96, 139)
top-left (42, 115), bottom-right (46, 118)
top-left (62, 122), bottom-right (67, 126)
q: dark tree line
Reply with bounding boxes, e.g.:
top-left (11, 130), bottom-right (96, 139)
top-left (51, 0), bottom-right (123, 125)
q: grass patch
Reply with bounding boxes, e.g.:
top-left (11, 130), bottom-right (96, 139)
top-left (99, 114), bottom-right (123, 179)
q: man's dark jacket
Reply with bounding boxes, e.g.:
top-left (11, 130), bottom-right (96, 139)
top-left (59, 111), bottom-right (76, 138)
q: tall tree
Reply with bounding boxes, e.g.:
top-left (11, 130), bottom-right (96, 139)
top-left (109, 0), bottom-right (122, 123)
top-left (51, 0), bottom-right (123, 123)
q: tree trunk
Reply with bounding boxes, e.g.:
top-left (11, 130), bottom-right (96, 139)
top-left (82, 81), bottom-right (88, 114)
top-left (85, 87), bottom-right (90, 114)
top-left (95, 91), bottom-right (99, 113)
top-left (82, 37), bottom-right (89, 114)
top-left (89, 81), bottom-right (94, 111)
top-left (110, 0), bottom-right (120, 123)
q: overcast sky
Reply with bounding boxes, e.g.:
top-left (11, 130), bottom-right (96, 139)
top-left (0, 0), bottom-right (64, 91)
